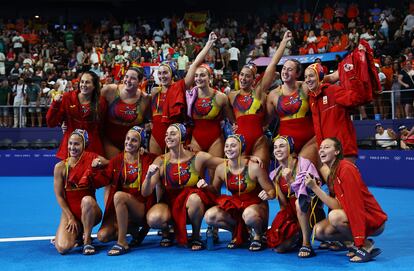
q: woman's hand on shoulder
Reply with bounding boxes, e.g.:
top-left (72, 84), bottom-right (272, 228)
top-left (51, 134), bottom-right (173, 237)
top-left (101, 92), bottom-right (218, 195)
top-left (248, 155), bottom-right (263, 168)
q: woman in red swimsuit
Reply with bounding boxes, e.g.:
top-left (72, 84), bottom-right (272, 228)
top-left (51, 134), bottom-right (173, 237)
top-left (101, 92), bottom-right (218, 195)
top-left (266, 32), bottom-right (316, 163)
top-left (187, 63), bottom-right (235, 157)
top-left (47, 71), bottom-right (106, 160)
top-left (93, 126), bottom-right (157, 256)
top-left (203, 134), bottom-right (275, 251)
top-left (53, 130), bottom-right (108, 255)
top-left (101, 67), bottom-right (150, 159)
top-left (229, 31), bottom-right (293, 166)
top-left (142, 123), bottom-right (224, 251)
top-left (149, 32), bottom-right (218, 155)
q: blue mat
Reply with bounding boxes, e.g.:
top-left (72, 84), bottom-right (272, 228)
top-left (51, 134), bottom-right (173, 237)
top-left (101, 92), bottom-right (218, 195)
top-left (0, 177), bottom-right (412, 271)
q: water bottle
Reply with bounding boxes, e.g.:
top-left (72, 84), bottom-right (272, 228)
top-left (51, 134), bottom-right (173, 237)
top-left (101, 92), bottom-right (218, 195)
top-left (206, 226), bottom-right (214, 250)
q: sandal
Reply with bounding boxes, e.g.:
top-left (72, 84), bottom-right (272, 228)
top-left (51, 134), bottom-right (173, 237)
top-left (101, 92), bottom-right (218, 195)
top-left (107, 243), bottom-right (129, 256)
top-left (347, 239), bottom-right (374, 257)
top-left (82, 244), bottom-right (96, 256)
top-left (190, 239), bottom-right (205, 251)
top-left (298, 246), bottom-right (316, 258)
top-left (227, 239), bottom-right (239, 249)
top-left (129, 226), bottom-right (150, 248)
top-left (248, 240), bottom-right (263, 252)
top-left (349, 247), bottom-right (381, 263)
top-left (160, 236), bottom-right (173, 247)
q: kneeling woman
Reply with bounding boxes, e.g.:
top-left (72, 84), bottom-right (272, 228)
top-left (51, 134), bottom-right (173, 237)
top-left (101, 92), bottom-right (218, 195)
top-left (53, 130), bottom-right (107, 255)
top-left (266, 136), bottom-right (324, 258)
top-left (93, 126), bottom-right (156, 256)
top-left (306, 138), bottom-right (387, 263)
top-left (142, 123), bottom-right (224, 250)
top-left (203, 134), bottom-right (275, 251)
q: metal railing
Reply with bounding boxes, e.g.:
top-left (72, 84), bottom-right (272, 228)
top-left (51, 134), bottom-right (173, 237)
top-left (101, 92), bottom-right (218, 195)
top-left (0, 105), bottom-right (50, 128)
top-left (357, 138), bottom-right (409, 150)
top-left (346, 88), bottom-right (414, 120)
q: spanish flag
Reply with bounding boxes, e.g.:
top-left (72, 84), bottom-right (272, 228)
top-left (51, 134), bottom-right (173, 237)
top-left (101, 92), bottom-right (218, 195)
top-left (184, 12), bottom-right (208, 38)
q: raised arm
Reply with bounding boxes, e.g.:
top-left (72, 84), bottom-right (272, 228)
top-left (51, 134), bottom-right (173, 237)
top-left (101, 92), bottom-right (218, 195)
top-left (257, 30), bottom-right (293, 97)
top-left (184, 32), bottom-right (217, 88)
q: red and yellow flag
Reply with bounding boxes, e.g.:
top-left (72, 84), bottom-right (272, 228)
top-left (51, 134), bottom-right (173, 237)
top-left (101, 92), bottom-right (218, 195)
top-left (184, 12), bottom-right (208, 38)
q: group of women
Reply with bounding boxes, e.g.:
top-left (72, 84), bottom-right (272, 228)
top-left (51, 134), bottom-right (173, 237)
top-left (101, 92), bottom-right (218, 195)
top-left (49, 31), bottom-right (387, 263)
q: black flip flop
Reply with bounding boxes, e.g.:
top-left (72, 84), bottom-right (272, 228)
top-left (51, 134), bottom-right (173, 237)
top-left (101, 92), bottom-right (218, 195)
top-left (107, 243), bottom-right (129, 256)
top-left (298, 246), bottom-right (316, 258)
top-left (349, 247), bottom-right (381, 263)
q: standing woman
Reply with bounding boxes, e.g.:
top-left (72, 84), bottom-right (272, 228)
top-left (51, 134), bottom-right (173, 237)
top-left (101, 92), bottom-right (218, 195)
top-left (229, 31), bottom-right (293, 165)
top-left (47, 71), bottom-right (106, 160)
top-left (92, 126), bottom-right (157, 255)
top-left (142, 123), bottom-right (223, 250)
top-left (187, 63), bottom-right (235, 158)
top-left (266, 32), bottom-right (317, 163)
top-left (306, 138), bottom-right (387, 263)
top-left (53, 130), bottom-right (108, 255)
top-left (392, 61), bottom-right (404, 119)
top-left (203, 134), bottom-right (275, 251)
top-left (101, 67), bottom-right (150, 159)
top-left (149, 32), bottom-right (218, 155)
top-left (266, 136), bottom-right (324, 257)
top-left (304, 63), bottom-right (365, 163)
top-left (399, 60), bottom-right (414, 119)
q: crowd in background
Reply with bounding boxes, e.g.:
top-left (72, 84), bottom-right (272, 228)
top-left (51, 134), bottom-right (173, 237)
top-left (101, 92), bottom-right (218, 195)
top-left (0, 1), bottom-right (414, 129)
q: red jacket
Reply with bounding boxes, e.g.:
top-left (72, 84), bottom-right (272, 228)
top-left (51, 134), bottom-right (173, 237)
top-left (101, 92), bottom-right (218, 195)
top-left (161, 79), bottom-right (186, 124)
top-left (338, 39), bottom-right (381, 105)
top-left (333, 160), bottom-right (387, 247)
top-left (309, 81), bottom-right (365, 157)
top-left (46, 90), bottom-right (107, 160)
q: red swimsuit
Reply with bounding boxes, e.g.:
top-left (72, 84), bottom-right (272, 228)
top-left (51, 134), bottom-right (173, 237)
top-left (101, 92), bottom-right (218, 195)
top-left (233, 91), bottom-right (265, 155)
top-left (64, 152), bottom-right (99, 221)
top-left (275, 87), bottom-right (315, 152)
top-left (105, 90), bottom-right (145, 150)
top-left (161, 155), bottom-right (216, 245)
top-left (216, 163), bottom-right (262, 245)
top-left (191, 91), bottom-right (223, 151)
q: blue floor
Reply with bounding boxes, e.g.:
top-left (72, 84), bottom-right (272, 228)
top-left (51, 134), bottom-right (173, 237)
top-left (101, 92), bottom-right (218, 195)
top-left (0, 177), bottom-right (413, 271)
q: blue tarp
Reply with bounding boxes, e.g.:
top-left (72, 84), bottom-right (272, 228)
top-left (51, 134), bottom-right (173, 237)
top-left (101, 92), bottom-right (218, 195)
top-left (252, 51), bottom-right (349, 66)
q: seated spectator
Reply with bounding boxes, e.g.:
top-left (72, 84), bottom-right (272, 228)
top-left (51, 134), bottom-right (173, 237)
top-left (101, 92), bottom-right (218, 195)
top-left (375, 123), bottom-right (397, 149)
top-left (399, 125), bottom-right (414, 149)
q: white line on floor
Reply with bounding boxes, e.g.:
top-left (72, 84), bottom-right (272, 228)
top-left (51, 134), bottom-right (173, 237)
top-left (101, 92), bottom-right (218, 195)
top-left (0, 229), bottom-right (230, 243)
